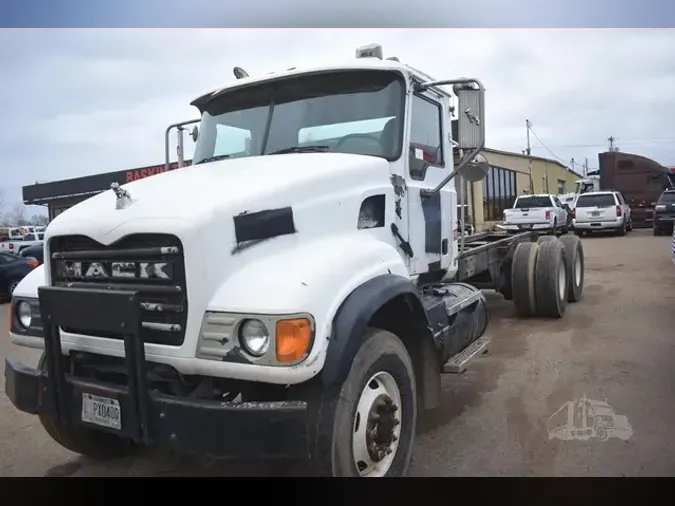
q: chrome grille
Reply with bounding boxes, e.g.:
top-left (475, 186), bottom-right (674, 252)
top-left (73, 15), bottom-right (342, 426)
top-left (49, 234), bottom-right (188, 346)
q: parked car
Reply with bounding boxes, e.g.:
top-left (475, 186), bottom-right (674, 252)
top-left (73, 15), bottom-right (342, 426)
top-left (501, 194), bottom-right (571, 235)
top-left (0, 252), bottom-right (40, 302)
top-left (653, 189), bottom-right (675, 236)
top-left (19, 244), bottom-right (44, 264)
top-left (572, 190), bottom-right (632, 236)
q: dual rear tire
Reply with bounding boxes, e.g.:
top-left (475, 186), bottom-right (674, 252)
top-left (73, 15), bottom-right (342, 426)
top-left (511, 235), bottom-right (584, 318)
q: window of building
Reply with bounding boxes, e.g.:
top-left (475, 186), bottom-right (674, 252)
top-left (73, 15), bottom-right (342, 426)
top-left (557, 180), bottom-right (566, 194)
top-left (409, 94), bottom-right (444, 180)
top-left (483, 165), bottom-right (518, 221)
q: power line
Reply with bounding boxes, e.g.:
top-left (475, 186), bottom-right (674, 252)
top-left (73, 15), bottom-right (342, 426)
top-left (526, 122), bottom-right (569, 166)
top-left (533, 138), bottom-right (675, 149)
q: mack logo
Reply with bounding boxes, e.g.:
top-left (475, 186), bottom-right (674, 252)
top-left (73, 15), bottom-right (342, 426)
top-left (58, 260), bottom-right (172, 280)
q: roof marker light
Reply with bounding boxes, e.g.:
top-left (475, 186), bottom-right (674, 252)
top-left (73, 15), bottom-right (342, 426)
top-left (355, 43), bottom-right (383, 60)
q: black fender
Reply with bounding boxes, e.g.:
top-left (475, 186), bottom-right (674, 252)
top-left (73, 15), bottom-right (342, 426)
top-left (320, 273), bottom-right (428, 388)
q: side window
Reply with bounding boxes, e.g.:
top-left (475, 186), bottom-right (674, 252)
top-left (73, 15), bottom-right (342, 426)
top-left (409, 94), bottom-right (444, 180)
top-left (552, 197), bottom-right (561, 207)
top-left (615, 193), bottom-right (623, 205)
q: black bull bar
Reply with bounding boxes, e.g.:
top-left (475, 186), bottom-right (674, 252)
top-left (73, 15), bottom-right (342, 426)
top-left (4, 285), bottom-right (310, 459)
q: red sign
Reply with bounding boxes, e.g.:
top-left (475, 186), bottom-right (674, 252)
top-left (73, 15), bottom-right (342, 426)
top-left (125, 161), bottom-right (192, 183)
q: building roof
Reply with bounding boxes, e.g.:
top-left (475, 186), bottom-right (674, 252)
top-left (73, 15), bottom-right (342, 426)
top-left (483, 147), bottom-right (583, 178)
top-left (22, 160), bottom-right (192, 205)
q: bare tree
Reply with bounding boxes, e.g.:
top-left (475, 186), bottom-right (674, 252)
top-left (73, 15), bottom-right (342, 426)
top-left (6, 203), bottom-right (28, 227)
top-left (0, 189), bottom-right (5, 226)
top-left (29, 214), bottom-right (50, 226)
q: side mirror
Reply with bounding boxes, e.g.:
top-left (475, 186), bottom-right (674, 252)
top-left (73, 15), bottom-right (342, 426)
top-left (191, 125), bottom-right (199, 143)
top-left (651, 201), bottom-right (657, 206)
top-left (453, 82), bottom-right (484, 151)
top-left (458, 153), bottom-right (490, 183)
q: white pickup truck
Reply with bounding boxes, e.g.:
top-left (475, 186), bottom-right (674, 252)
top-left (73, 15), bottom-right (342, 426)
top-left (0, 232), bottom-right (44, 254)
top-left (501, 194), bottom-right (571, 235)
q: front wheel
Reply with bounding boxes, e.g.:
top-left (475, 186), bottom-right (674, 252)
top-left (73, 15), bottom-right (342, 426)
top-left (1, 278), bottom-right (21, 303)
top-left (300, 328), bottom-right (417, 477)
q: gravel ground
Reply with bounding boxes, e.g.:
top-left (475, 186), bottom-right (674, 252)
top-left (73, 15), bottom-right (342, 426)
top-left (2, 229), bottom-right (675, 477)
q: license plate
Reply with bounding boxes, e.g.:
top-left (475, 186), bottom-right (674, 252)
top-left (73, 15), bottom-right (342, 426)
top-left (519, 224), bottom-right (532, 229)
top-left (81, 393), bottom-right (122, 430)
top-left (591, 211), bottom-right (600, 216)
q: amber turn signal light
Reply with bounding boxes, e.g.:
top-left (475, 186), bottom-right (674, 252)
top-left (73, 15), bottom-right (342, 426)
top-left (276, 318), bottom-right (312, 363)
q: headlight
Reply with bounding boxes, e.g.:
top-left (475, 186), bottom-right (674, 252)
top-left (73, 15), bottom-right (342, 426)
top-left (238, 319), bottom-right (270, 357)
top-left (17, 301), bottom-right (32, 329)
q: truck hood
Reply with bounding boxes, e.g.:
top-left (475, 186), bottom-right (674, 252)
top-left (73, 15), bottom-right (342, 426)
top-left (47, 152), bottom-right (391, 242)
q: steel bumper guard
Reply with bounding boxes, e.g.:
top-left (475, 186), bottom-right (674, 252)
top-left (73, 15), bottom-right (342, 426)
top-left (4, 286), bottom-right (309, 459)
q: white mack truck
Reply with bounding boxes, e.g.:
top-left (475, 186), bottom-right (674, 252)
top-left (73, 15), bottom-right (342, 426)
top-left (5, 44), bottom-right (585, 477)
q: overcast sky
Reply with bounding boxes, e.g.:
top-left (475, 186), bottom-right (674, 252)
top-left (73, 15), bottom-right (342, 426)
top-left (2, 28), bottom-right (675, 207)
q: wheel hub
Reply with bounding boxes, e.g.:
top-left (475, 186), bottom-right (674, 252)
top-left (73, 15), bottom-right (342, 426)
top-left (352, 372), bottom-right (403, 477)
top-left (366, 394), bottom-right (400, 462)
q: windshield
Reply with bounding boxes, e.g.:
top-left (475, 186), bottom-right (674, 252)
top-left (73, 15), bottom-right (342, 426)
top-left (192, 70), bottom-right (404, 164)
top-left (24, 233), bottom-right (37, 241)
top-left (658, 192), bottom-right (675, 204)
top-left (514, 196), bottom-right (551, 209)
top-left (576, 194), bottom-right (616, 208)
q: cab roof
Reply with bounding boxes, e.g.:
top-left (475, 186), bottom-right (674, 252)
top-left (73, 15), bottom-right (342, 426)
top-left (191, 57), bottom-right (447, 110)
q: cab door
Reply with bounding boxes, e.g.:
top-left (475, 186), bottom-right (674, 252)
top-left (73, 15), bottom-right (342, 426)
top-left (405, 90), bottom-right (454, 276)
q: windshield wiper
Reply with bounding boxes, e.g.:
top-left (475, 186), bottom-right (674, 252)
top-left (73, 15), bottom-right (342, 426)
top-left (267, 145), bottom-right (330, 155)
top-left (194, 154), bottom-right (231, 165)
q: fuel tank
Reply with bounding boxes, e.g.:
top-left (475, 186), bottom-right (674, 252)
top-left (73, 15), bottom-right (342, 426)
top-left (423, 282), bottom-right (489, 363)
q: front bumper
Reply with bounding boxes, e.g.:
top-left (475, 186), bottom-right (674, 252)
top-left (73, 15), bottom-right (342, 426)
top-left (4, 285), bottom-right (309, 460)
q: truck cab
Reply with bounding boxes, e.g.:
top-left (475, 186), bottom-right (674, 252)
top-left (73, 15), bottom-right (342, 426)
top-left (5, 44), bottom-right (584, 477)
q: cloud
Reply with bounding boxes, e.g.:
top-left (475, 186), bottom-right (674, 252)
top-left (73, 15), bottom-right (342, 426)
top-left (2, 28), bottom-right (675, 206)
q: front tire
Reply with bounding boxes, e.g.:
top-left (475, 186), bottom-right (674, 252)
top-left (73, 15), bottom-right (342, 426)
top-left (301, 328), bottom-right (417, 477)
top-left (1, 278), bottom-right (21, 303)
top-left (37, 354), bottom-right (138, 461)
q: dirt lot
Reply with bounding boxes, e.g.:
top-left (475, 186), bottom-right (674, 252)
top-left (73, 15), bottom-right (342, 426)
top-left (2, 229), bottom-right (675, 477)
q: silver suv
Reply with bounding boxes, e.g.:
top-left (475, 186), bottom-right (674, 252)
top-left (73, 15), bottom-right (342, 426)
top-left (572, 191), bottom-right (632, 236)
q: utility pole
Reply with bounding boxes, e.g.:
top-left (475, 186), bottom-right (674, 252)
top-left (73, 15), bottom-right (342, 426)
top-left (570, 158), bottom-right (576, 173)
top-left (526, 119), bottom-right (533, 192)
top-left (525, 119), bottom-right (532, 156)
top-left (584, 157), bottom-right (588, 178)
